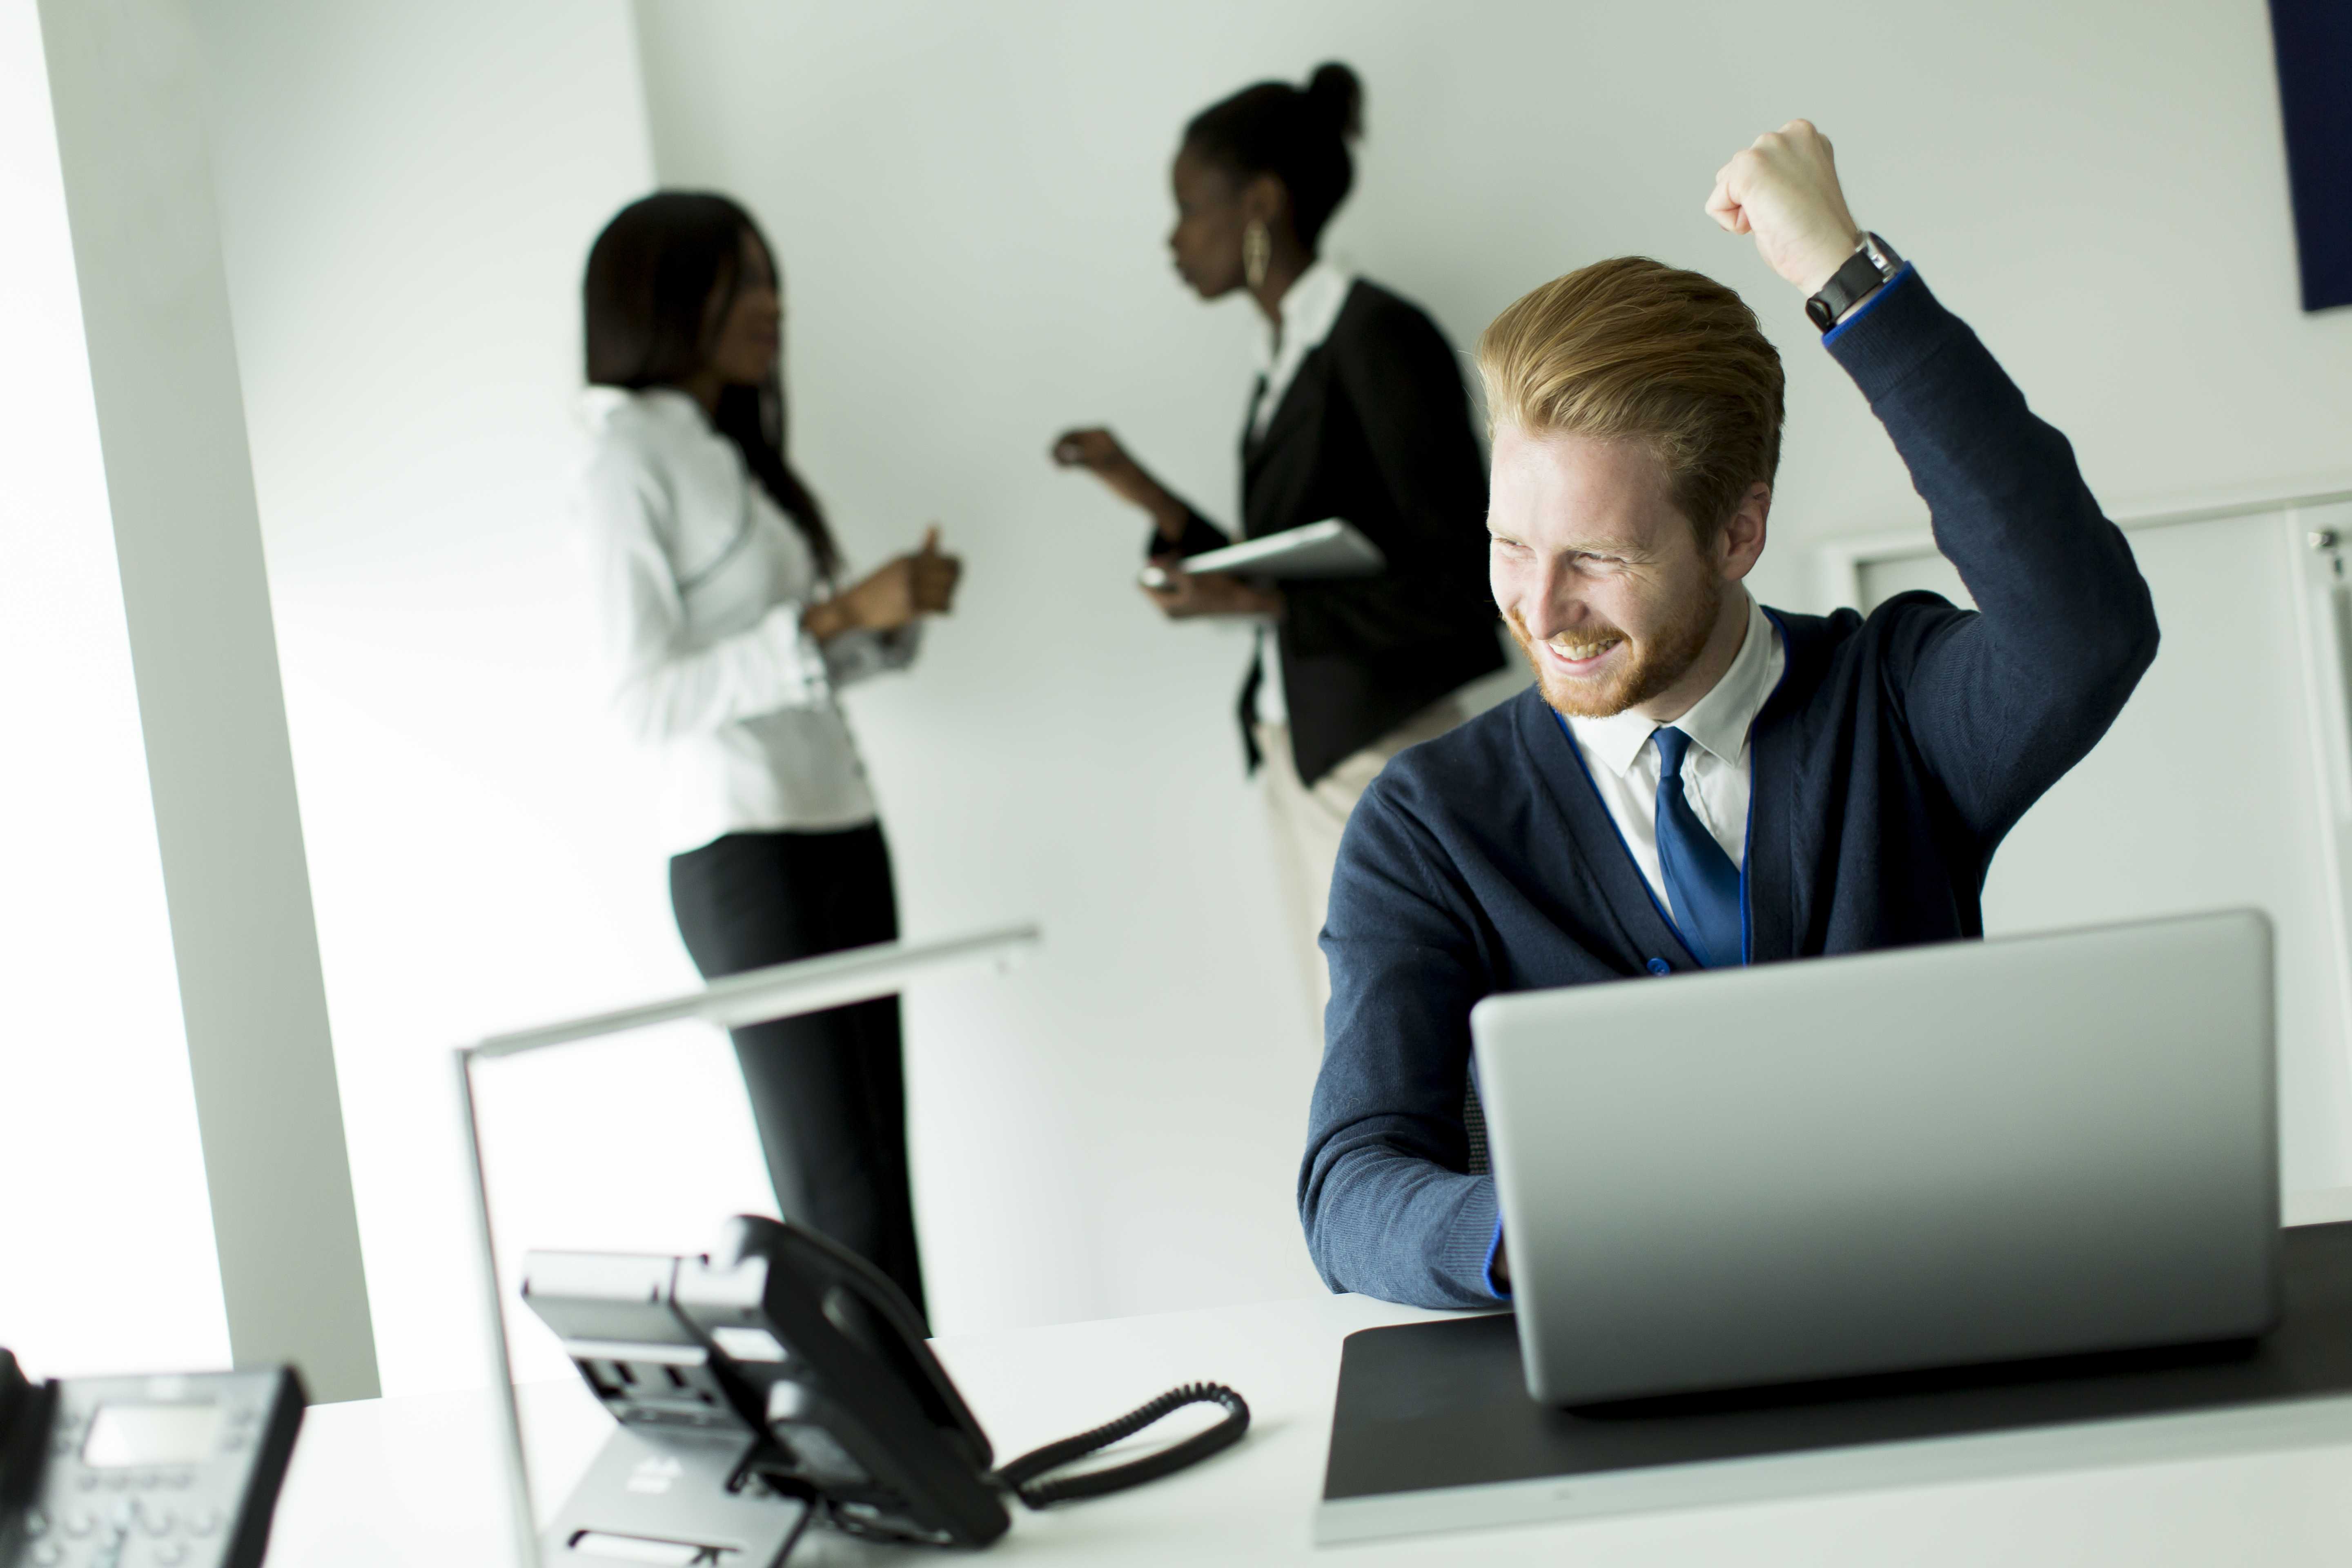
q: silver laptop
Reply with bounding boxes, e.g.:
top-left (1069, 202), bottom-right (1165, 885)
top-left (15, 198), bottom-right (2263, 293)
top-left (1472, 910), bottom-right (2280, 1406)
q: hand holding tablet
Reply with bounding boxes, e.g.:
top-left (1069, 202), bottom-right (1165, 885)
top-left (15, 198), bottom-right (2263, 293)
top-left (1137, 518), bottom-right (1385, 589)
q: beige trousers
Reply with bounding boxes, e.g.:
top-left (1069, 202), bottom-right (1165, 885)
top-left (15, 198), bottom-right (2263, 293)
top-left (1258, 697), bottom-right (1471, 1024)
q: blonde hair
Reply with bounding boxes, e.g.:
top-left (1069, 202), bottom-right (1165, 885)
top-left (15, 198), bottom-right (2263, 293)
top-left (1477, 257), bottom-right (1784, 548)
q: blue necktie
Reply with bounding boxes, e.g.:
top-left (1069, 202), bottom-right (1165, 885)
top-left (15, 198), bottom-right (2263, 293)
top-left (1651, 726), bottom-right (1743, 968)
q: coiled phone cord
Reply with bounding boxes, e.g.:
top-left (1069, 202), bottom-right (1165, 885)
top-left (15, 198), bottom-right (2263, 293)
top-left (991, 1381), bottom-right (1251, 1507)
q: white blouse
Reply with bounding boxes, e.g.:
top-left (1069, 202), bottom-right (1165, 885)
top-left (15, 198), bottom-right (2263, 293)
top-left (579, 387), bottom-right (917, 853)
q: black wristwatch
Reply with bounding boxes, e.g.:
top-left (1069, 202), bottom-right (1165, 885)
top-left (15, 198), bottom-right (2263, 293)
top-left (1804, 232), bottom-right (1902, 332)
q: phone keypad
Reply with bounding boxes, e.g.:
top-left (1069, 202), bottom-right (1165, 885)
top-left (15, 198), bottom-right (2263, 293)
top-left (15, 1494), bottom-right (224, 1568)
top-left (21, 1517), bottom-right (225, 1564)
top-left (16, 1371), bottom-right (294, 1568)
top-left (16, 1495), bottom-right (197, 1568)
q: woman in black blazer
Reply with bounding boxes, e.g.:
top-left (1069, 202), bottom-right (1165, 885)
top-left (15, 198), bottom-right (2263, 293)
top-left (1054, 62), bottom-right (1501, 1011)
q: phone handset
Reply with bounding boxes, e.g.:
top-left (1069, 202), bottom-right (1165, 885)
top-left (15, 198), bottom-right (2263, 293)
top-left (680, 1217), bottom-right (1251, 1522)
top-left (673, 1217), bottom-right (1008, 1545)
top-left (526, 1217), bottom-right (1251, 1562)
top-left (0, 1350), bottom-right (59, 1518)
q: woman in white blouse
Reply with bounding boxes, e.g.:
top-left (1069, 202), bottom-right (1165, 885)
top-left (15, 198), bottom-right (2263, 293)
top-left (580, 192), bottom-right (959, 1319)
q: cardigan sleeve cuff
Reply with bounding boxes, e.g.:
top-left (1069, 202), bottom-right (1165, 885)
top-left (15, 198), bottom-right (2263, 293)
top-left (1432, 1176), bottom-right (1508, 1302)
top-left (1482, 1214), bottom-right (1511, 1302)
top-left (1822, 264), bottom-right (1963, 403)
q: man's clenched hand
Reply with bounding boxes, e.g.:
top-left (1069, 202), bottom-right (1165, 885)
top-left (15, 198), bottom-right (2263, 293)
top-left (1706, 120), bottom-right (1866, 296)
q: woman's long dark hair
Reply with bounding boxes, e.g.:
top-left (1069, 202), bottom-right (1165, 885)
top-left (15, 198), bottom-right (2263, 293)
top-left (1184, 62), bottom-right (1364, 249)
top-left (583, 192), bottom-right (839, 580)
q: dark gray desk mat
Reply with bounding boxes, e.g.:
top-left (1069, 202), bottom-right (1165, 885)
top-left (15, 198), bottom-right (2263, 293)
top-left (1325, 1220), bottom-right (2352, 1505)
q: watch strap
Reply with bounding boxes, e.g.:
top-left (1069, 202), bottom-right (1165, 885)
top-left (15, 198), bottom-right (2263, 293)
top-left (1805, 232), bottom-right (1901, 332)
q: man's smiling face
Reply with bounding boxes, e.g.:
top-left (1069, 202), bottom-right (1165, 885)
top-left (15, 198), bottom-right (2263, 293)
top-left (1487, 425), bottom-right (1741, 720)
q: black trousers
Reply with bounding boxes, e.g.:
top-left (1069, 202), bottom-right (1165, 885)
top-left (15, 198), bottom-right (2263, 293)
top-left (669, 825), bottom-right (927, 1323)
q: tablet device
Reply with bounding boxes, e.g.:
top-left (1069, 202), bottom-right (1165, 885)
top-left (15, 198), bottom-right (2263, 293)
top-left (1139, 518), bottom-right (1384, 588)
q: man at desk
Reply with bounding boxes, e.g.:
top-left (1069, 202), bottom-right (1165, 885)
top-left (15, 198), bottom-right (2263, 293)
top-left (1299, 122), bottom-right (2160, 1309)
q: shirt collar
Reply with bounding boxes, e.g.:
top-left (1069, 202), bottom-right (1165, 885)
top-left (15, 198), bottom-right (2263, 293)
top-left (578, 384), bottom-right (708, 434)
top-left (1564, 593), bottom-right (1777, 778)
top-left (1256, 256), bottom-right (1354, 373)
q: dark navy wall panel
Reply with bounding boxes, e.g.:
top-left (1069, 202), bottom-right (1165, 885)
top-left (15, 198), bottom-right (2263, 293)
top-left (2268, 0), bottom-right (2352, 312)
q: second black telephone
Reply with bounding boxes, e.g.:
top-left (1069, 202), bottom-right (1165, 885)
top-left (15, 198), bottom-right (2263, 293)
top-left (523, 1215), bottom-right (1249, 1566)
top-left (0, 1348), bottom-right (304, 1568)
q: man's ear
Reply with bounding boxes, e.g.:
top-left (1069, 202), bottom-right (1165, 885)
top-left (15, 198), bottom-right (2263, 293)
top-left (1718, 482), bottom-right (1771, 582)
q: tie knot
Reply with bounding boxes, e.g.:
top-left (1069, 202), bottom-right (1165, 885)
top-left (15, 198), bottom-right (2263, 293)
top-left (1653, 726), bottom-right (1695, 775)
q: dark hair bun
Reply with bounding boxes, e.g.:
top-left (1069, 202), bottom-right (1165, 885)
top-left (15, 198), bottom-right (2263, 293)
top-left (1305, 61), bottom-right (1363, 142)
top-left (1183, 63), bottom-right (1364, 247)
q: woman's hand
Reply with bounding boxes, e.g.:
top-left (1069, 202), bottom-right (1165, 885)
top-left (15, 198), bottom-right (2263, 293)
top-left (1051, 426), bottom-right (1192, 542)
top-left (1141, 557), bottom-right (1283, 621)
top-left (805, 527), bottom-right (962, 641)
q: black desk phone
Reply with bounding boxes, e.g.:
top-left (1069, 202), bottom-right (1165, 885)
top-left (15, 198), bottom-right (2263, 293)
top-left (523, 1215), bottom-right (1248, 1566)
top-left (0, 1349), bottom-right (303, 1568)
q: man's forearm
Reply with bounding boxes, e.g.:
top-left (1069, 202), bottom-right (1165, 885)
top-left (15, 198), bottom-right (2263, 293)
top-left (1826, 270), bottom-right (2154, 664)
top-left (1300, 1129), bottom-right (1505, 1309)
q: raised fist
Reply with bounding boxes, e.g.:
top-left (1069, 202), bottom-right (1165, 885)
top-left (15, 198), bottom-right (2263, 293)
top-left (1705, 119), bottom-right (1865, 295)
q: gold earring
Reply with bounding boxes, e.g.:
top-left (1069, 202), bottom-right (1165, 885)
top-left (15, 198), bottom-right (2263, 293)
top-left (1243, 220), bottom-right (1271, 290)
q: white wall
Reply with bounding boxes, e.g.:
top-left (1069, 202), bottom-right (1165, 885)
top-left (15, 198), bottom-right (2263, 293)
top-left (0, 0), bottom-right (227, 1382)
top-left (185, 0), bottom-right (2352, 1393)
top-left (634, 0), bottom-right (2352, 616)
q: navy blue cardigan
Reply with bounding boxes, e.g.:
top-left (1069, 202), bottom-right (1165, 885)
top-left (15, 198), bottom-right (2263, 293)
top-left (1298, 270), bottom-right (2160, 1309)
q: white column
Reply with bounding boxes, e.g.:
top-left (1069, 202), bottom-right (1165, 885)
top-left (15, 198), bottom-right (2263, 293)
top-left (33, 0), bottom-right (376, 1401)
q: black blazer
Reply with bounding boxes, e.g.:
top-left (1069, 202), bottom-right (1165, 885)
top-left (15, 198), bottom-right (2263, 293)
top-left (1158, 278), bottom-right (1503, 786)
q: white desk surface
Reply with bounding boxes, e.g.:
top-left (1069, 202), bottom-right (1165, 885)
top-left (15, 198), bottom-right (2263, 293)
top-left (267, 1191), bottom-right (2352, 1566)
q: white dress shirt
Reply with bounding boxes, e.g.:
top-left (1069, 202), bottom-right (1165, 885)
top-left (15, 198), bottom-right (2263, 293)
top-left (1245, 257), bottom-right (1358, 726)
top-left (579, 387), bottom-right (917, 854)
top-left (1562, 593), bottom-right (1786, 904)
top-left (1249, 256), bottom-right (1356, 442)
